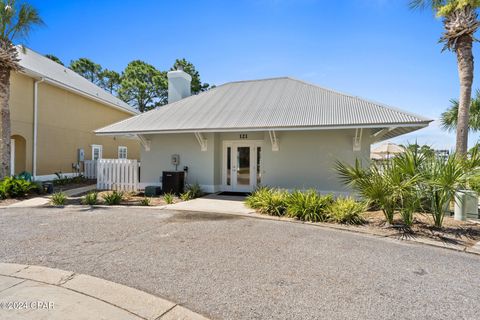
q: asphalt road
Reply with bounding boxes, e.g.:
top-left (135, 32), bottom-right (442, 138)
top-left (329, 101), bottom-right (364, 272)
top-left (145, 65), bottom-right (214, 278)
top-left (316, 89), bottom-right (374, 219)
top-left (0, 207), bottom-right (479, 320)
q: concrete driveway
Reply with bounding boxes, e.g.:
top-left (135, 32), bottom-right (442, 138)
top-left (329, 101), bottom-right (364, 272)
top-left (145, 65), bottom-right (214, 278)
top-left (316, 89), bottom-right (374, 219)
top-left (0, 206), bottom-right (479, 320)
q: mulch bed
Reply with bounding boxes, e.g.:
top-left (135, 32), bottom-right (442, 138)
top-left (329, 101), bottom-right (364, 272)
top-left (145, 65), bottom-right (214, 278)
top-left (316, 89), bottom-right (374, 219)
top-left (63, 191), bottom-right (182, 207)
top-left (359, 210), bottom-right (480, 248)
top-left (53, 180), bottom-right (96, 193)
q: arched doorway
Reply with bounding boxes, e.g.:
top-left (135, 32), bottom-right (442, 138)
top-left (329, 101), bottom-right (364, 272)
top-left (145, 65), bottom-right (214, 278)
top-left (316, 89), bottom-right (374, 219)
top-left (10, 135), bottom-right (26, 175)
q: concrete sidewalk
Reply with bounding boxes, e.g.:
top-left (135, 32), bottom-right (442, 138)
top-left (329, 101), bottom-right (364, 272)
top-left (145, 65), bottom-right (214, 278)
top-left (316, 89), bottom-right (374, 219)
top-left (0, 263), bottom-right (208, 320)
top-left (6, 185), bottom-right (96, 208)
top-left (165, 194), bottom-right (255, 214)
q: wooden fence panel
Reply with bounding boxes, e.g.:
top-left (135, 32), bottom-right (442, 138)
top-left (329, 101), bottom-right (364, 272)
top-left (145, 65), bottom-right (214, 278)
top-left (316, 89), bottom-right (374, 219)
top-left (96, 159), bottom-right (140, 192)
top-left (84, 160), bottom-right (97, 179)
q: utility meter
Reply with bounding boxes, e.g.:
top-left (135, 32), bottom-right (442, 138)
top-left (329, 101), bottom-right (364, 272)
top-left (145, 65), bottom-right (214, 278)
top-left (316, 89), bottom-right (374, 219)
top-left (78, 148), bottom-right (85, 162)
top-left (171, 154), bottom-right (180, 166)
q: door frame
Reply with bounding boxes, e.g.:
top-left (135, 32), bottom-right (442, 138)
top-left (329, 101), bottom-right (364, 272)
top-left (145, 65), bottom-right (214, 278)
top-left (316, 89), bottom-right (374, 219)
top-left (222, 140), bottom-right (263, 192)
top-left (10, 138), bottom-right (15, 176)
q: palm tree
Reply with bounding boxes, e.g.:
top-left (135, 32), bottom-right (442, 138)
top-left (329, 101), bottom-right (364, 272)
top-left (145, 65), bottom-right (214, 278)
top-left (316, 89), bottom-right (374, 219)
top-left (441, 89), bottom-right (480, 131)
top-left (0, 0), bottom-right (43, 179)
top-left (410, 0), bottom-right (480, 155)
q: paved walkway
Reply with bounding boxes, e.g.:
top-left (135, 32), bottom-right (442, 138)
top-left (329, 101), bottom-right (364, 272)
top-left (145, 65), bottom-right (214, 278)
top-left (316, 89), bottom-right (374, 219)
top-left (6, 185), bottom-right (96, 208)
top-left (165, 194), bottom-right (255, 214)
top-left (0, 263), bottom-right (208, 320)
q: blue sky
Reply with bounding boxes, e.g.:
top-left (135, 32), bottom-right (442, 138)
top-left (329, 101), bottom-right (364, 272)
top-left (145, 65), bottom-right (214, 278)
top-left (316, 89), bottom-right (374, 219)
top-left (24, 0), bottom-right (480, 149)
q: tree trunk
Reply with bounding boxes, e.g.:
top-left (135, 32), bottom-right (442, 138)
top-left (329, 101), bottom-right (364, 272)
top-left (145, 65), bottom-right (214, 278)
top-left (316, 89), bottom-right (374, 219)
top-left (0, 67), bottom-right (11, 179)
top-left (455, 34), bottom-right (474, 155)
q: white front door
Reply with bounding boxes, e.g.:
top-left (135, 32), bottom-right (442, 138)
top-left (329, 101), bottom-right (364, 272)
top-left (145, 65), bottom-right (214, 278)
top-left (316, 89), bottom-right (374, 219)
top-left (223, 141), bottom-right (262, 192)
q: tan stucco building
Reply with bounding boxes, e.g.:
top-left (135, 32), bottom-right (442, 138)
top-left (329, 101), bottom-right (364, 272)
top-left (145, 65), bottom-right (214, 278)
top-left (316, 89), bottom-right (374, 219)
top-left (9, 48), bottom-right (140, 180)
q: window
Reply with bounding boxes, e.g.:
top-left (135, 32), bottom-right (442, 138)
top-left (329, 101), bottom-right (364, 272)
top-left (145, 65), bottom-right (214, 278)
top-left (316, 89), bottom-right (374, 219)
top-left (118, 146), bottom-right (128, 159)
top-left (91, 145), bottom-right (102, 161)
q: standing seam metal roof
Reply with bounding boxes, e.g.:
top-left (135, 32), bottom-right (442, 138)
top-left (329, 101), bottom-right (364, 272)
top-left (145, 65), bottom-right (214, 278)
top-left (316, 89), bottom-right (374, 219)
top-left (95, 77), bottom-right (431, 134)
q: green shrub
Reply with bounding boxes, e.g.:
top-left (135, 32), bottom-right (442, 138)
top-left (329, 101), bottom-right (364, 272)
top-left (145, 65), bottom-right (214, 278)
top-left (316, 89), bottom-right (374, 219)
top-left (140, 197), bottom-right (151, 206)
top-left (328, 197), bottom-right (367, 225)
top-left (53, 173), bottom-right (88, 186)
top-left (51, 192), bottom-right (67, 206)
top-left (245, 187), bottom-right (287, 216)
top-left (82, 191), bottom-right (98, 205)
top-left (53, 172), bottom-right (69, 186)
top-left (180, 183), bottom-right (203, 201)
top-left (102, 191), bottom-right (124, 205)
top-left (286, 190), bottom-right (333, 222)
top-left (1, 176), bottom-right (37, 198)
top-left (245, 186), bottom-right (271, 209)
top-left (260, 190), bottom-right (288, 216)
top-left (0, 184), bottom-right (6, 199)
top-left (163, 192), bottom-right (174, 204)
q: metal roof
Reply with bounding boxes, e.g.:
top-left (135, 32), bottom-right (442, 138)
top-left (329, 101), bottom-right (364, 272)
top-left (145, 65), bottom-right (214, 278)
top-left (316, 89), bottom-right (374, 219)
top-left (16, 47), bottom-right (138, 115)
top-left (96, 77), bottom-right (431, 137)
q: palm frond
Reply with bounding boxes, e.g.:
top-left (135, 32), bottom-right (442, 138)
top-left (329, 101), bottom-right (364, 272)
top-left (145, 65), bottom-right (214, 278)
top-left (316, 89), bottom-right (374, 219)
top-left (440, 89), bottom-right (480, 132)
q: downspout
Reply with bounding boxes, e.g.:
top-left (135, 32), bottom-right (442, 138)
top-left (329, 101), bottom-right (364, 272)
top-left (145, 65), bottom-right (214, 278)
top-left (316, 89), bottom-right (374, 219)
top-left (33, 78), bottom-right (45, 180)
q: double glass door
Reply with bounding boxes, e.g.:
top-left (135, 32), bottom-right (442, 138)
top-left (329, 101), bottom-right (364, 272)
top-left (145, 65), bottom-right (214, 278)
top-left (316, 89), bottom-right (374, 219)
top-left (224, 142), bottom-right (262, 192)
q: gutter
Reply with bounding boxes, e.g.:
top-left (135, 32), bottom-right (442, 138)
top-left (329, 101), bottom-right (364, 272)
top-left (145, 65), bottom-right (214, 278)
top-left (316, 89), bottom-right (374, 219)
top-left (95, 122), bottom-right (432, 136)
top-left (33, 77), bottom-right (45, 180)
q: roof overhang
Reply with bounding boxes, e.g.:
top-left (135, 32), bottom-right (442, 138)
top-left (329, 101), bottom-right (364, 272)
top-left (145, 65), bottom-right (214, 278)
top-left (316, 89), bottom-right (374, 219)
top-left (95, 121), bottom-right (431, 138)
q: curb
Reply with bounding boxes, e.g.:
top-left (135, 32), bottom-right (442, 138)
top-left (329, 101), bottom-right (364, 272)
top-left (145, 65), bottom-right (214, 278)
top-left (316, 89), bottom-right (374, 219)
top-left (0, 263), bottom-right (210, 320)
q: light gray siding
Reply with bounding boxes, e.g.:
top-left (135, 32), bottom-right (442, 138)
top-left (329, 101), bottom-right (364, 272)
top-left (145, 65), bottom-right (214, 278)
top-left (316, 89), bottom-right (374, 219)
top-left (139, 130), bottom-right (372, 194)
top-left (140, 133), bottom-right (216, 189)
top-left (260, 130), bottom-right (371, 193)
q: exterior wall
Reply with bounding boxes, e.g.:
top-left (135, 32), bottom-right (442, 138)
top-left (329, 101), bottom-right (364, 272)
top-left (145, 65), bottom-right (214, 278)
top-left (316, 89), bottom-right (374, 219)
top-left (260, 129), bottom-right (371, 194)
top-left (140, 129), bottom-right (372, 194)
top-left (140, 133), bottom-right (216, 190)
top-left (9, 72), bottom-right (140, 177)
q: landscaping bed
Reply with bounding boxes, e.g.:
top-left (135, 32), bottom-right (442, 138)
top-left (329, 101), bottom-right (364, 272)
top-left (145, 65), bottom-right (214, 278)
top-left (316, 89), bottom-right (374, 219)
top-left (356, 211), bottom-right (480, 248)
top-left (53, 179), bottom-right (96, 193)
top-left (52, 191), bottom-right (183, 207)
top-left (245, 186), bottom-right (480, 250)
top-left (48, 183), bottom-right (205, 207)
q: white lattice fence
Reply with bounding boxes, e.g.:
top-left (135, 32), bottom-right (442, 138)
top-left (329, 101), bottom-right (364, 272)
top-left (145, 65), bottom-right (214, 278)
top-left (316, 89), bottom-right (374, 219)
top-left (84, 160), bottom-right (97, 179)
top-left (97, 159), bottom-right (140, 192)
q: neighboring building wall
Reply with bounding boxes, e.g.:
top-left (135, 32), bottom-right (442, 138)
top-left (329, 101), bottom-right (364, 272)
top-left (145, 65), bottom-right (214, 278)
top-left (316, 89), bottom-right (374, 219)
top-left (9, 73), bottom-right (34, 174)
top-left (9, 72), bottom-right (140, 177)
top-left (140, 129), bottom-right (372, 194)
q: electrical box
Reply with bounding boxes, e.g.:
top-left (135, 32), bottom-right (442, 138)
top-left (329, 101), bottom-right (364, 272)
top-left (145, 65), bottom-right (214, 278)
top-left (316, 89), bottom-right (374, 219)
top-left (171, 154), bottom-right (180, 166)
top-left (78, 148), bottom-right (85, 162)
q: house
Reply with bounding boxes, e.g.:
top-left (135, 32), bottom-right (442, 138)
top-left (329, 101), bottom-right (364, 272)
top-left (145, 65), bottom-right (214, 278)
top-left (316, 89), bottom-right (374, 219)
top-left (9, 47), bottom-right (140, 181)
top-left (96, 70), bottom-right (431, 194)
